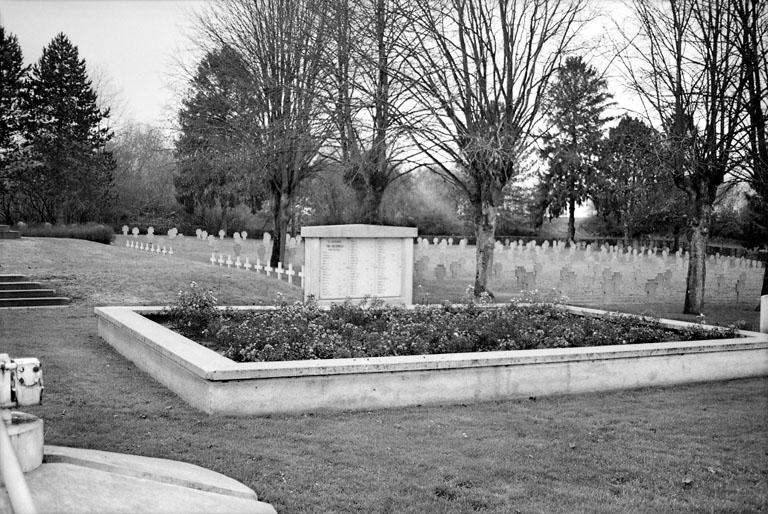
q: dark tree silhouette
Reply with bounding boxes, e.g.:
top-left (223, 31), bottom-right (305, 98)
top-left (23, 33), bottom-right (114, 223)
top-left (592, 116), bottom-right (688, 246)
top-left (0, 26), bottom-right (27, 223)
top-left (540, 56), bottom-right (613, 245)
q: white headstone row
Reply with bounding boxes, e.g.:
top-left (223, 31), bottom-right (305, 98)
top-left (123, 226), bottom-right (180, 241)
top-left (414, 238), bottom-right (762, 268)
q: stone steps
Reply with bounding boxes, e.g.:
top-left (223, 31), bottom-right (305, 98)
top-left (0, 224), bottom-right (20, 239)
top-left (0, 289), bottom-right (57, 298)
top-left (0, 281), bottom-right (43, 290)
top-left (0, 274), bottom-right (28, 282)
top-left (0, 274), bottom-right (69, 308)
top-left (0, 297), bottom-right (70, 307)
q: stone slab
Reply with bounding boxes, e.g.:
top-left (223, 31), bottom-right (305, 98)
top-left (0, 297), bottom-right (70, 308)
top-left (0, 282), bottom-right (42, 290)
top-left (0, 446), bottom-right (276, 514)
top-left (301, 224), bottom-right (417, 239)
top-left (0, 274), bottom-right (27, 282)
top-left (301, 224), bottom-right (416, 306)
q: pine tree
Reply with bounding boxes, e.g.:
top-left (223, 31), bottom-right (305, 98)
top-left (24, 32), bottom-right (114, 223)
top-left (0, 26), bottom-right (28, 222)
top-left (541, 56), bottom-right (612, 244)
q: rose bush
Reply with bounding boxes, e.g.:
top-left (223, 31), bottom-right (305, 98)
top-left (162, 286), bottom-right (737, 363)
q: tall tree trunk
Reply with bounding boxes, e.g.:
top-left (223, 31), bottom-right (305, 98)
top-left (567, 193), bottom-right (576, 246)
top-left (622, 218), bottom-right (630, 248)
top-left (672, 225), bottom-right (681, 252)
top-left (360, 186), bottom-right (384, 224)
top-left (270, 189), bottom-right (290, 268)
top-left (683, 205), bottom-right (711, 314)
top-left (473, 195), bottom-right (497, 297)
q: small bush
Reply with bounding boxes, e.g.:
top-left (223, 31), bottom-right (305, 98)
top-left (165, 282), bottom-right (220, 336)
top-left (19, 222), bottom-right (115, 244)
top-left (159, 286), bottom-right (737, 362)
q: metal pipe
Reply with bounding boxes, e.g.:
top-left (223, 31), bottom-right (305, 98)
top-left (0, 414), bottom-right (37, 514)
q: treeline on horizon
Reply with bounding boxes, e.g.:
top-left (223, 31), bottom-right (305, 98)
top-left (1, 0), bottom-right (766, 305)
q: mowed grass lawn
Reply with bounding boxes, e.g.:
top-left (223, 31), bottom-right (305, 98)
top-left (1, 237), bottom-right (767, 513)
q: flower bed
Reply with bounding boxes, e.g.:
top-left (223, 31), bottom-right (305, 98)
top-left (157, 284), bottom-right (736, 363)
top-left (96, 301), bottom-right (768, 416)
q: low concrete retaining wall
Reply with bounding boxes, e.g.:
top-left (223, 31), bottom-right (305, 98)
top-left (94, 305), bottom-right (768, 416)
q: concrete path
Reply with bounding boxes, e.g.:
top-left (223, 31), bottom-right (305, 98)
top-left (0, 445), bottom-right (276, 513)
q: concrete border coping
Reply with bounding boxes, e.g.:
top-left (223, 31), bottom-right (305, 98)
top-left (300, 224), bottom-right (417, 238)
top-left (95, 303), bottom-right (768, 416)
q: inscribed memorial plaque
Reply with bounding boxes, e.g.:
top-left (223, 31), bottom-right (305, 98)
top-left (319, 238), bottom-right (403, 299)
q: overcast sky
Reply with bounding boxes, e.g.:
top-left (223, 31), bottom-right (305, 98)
top-left (0, 0), bottom-right (638, 133)
top-left (0, 0), bottom-right (205, 130)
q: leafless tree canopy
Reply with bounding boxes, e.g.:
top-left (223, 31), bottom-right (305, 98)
top-left (195, 0), bottom-right (334, 265)
top-left (619, 0), bottom-right (752, 312)
top-left (403, 0), bottom-right (588, 294)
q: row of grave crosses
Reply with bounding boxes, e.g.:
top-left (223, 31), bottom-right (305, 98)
top-left (126, 239), bottom-right (174, 255)
top-left (209, 252), bottom-right (305, 287)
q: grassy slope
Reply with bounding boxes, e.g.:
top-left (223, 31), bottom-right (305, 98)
top-left (0, 238), bottom-right (766, 513)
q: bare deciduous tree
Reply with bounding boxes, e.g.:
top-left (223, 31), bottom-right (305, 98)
top-left (729, 0), bottom-right (768, 297)
top-left (326, 0), bottom-right (416, 223)
top-left (621, 0), bottom-right (748, 314)
top-left (404, 0), bottom-right (588, 296)
top-left (195, 0), bottom-right (333, 266)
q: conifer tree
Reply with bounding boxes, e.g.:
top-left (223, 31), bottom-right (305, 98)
top-left (0, 26), bottom-right (27, 222)
top-left (24, 32), bottom-right (114, 223)
top-left (591, 116), bottom-right (687, 246)
top-left (175, 44), bottom-right (264, 232)
top-left (541, 56), bottom-right (612, 244)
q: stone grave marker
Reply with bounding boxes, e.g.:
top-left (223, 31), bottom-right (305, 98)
top-left (233, 236), bottom-right (242, 257)
top-left (645, 278), bottom-right (659, 296)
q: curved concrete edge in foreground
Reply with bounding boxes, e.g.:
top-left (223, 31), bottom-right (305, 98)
top-left (94, 304), bottom-right (768, 416)
top-left (0, 445), bottom-right (277, 514)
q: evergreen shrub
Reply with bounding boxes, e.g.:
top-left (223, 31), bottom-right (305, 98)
top-left (19, 223), bottom-right (115, 244)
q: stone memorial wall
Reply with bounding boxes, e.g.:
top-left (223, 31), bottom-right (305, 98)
top-left (302, 225), bottom-right (417, 306)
